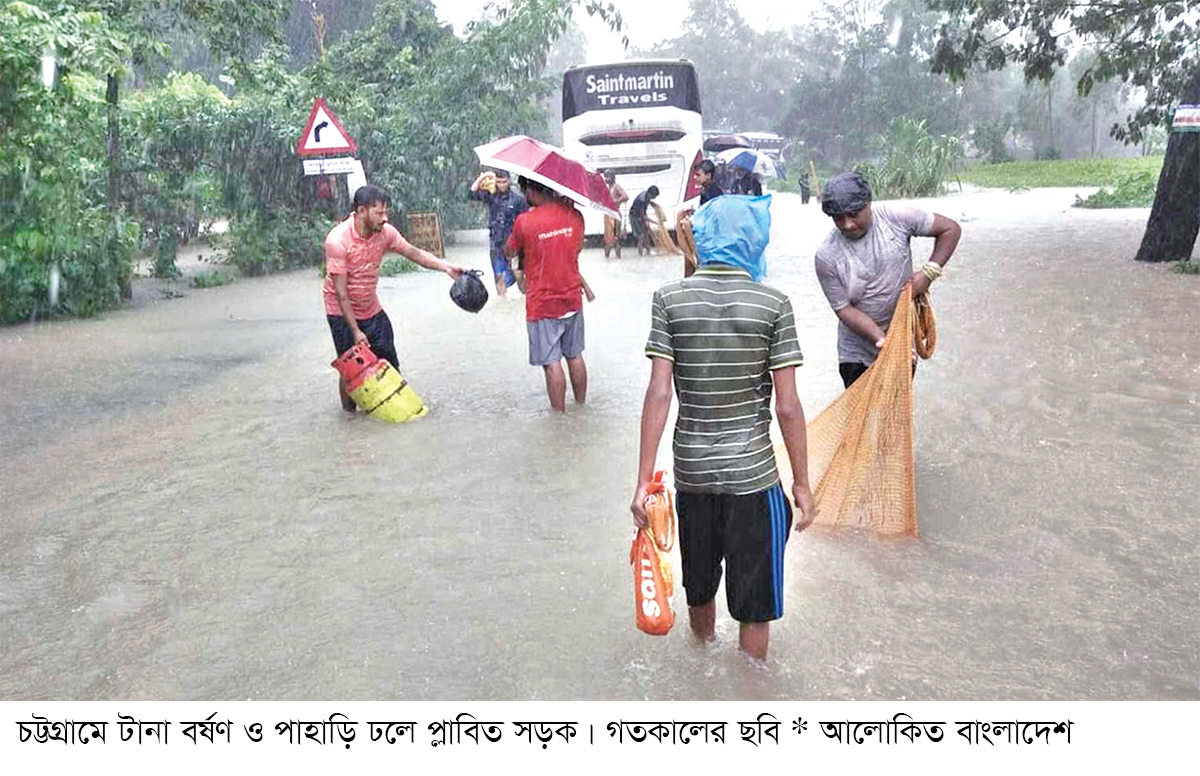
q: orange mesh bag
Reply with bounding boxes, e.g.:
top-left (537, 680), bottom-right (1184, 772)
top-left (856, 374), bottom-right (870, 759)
top-left (630, 528), bottom-right (675, 635)
top-left (676, 211), bottom-right (698, 277)
top-left (643, 470), bottom-right (676, 552)
top-left (776, 286), bottom-right (935, 536)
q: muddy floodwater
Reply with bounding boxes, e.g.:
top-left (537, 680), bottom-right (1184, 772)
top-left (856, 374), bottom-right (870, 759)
top-left (1, 189), bottom-right (1196, 701)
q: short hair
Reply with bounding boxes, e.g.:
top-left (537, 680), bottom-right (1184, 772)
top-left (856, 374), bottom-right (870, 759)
top-left (696, 160), bottom-right (716, 176)
top-left (518, 176), bottom-right (552, 197)
top-left (492, 168), bottom-right (510, 180)
top-left (353, 184), bottom-right (391, 210)
top-left (647, 185), bottom-right (660, 198)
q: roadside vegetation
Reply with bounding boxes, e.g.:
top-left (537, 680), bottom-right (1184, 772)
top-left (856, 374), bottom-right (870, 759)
top-left (959, 157), bottom-right (1164, 189)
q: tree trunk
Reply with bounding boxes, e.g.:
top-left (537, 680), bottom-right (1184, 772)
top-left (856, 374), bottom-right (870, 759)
top-left (1135, 69), bottom-right (1200, 263)
top-left (107, 73), bottom-right (133, 299)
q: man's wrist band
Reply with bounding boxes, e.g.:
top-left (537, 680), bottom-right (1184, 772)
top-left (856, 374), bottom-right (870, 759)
top-left (920, 262), bottom-right (943, 282)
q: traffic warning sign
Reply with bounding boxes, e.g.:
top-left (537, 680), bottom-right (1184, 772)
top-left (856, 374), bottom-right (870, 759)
top-left (297, 98), bottom-right (358, 156)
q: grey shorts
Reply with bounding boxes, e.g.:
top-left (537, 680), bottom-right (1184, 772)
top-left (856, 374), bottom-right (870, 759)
top-left (528, 312), bottom-right (585, 366)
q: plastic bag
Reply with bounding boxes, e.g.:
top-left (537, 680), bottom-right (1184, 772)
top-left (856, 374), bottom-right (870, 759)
top-left (450, 269), bottom-right (489, 313)
top-left (690, 194), bottom-right (772, 281)
top-left (630, 528), bottom-right (675, 635)
top-left (644, 470), bottom-right (675, 552)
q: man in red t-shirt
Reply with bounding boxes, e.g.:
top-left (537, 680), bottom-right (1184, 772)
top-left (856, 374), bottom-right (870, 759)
top-left (505, 177), bottom-right (589, 412)
top-left (323, 184), bottom-right (466, 412)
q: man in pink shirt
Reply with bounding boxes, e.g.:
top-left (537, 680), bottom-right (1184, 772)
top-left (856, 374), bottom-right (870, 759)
top-left (323, 184), bottom-right (466, 412)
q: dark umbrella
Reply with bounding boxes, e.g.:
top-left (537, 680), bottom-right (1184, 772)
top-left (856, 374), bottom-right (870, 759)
top-left (703, 134), bottom-right (752, 153)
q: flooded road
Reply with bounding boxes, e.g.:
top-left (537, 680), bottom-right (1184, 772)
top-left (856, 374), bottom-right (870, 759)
top-left (2, 190), bottom-right (1196, 700)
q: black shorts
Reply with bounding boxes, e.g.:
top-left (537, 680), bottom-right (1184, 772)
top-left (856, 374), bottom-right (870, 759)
top-left (328, 310), bottom-right (399, 369)
top-left (839, 361), bottom-right (917, 389)
top-left (676, 482), bottom-right (793, 622)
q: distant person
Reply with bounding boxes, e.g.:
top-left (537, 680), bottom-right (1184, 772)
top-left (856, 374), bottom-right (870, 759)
top-left (731, 168), bottom-right (762, 196)
top-left (694, 159), bottom-right (723, 205)
top-left (470, 168), bottom-right (527, 298)
top-left (629, 185), bottom-right (660, 256)
top-left (631, 195), bottom-right (814, 661)
top-left (602, 171), bottom-right (629, 258)
top-left (815, 171), bottom-right (961, 388)
top-left (324, 184), bottom-right (466, 412)
top-left (798, 171), bottom-right (812, 204)
top-left (505, 177), bottom-right (590, 412)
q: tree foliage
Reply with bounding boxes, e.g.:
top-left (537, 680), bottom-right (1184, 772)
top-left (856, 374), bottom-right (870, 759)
top-left (928, 0), bottom-right (1200, 143)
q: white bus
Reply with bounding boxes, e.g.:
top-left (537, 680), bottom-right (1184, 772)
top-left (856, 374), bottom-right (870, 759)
top-left (561, 59), bottom-right (703, 237)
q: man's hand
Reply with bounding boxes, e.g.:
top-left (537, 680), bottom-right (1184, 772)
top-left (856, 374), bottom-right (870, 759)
top-left (352, 328), bottom-right (369, 346)
top-left (630, 482), bottom-right (650, 529)
top-left (792, 482), bottom-right (815, 533)
top-left (909, 271), bottom-right (932, 297)
top-left (444, 263), bottom-right (466, 280)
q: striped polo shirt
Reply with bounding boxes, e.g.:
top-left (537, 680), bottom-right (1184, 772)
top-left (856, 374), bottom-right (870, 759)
top-left (645, 264), bottom-right (804, 495)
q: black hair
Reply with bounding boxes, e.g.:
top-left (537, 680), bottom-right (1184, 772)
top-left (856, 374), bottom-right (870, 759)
top-left (492, 168), bottom-right (510, 179)
top-left (518, 176), bottom-right (552, 197)
top-left (353, 184), bottom-right (391, 210)
top-left (647, 185), bottom-right (660, 198)
top-left (697, 160), bottom-right (716, 176)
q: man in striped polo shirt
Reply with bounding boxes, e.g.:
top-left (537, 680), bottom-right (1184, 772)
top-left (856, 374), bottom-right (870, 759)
top-left (323, 184), bottom-right (466, 411)
top-left (631, 195), bottom-right (815, 660)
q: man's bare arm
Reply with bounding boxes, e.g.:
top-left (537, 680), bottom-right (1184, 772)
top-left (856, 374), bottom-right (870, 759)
top-left (911, 213), bottom-right (961, 296)
top-left (772, 366), bottom-right (814, 530)
top-left (398, 242), bottom-right (465, 278)
top-left (630, 357), bottom-right (674, 527)
top-left (333, 273), bottom-right (367, 344)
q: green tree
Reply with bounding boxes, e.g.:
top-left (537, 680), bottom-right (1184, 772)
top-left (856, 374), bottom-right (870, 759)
top-left (929, 0), bottom-right (1199, 262)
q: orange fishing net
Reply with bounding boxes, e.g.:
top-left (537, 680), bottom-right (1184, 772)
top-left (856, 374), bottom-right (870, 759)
top-left (648, 203), bottom-right (679, 254)
top-left (776, 285), bottom-right (936, 536)
top-left (676, 211), bottom-right (698, 277)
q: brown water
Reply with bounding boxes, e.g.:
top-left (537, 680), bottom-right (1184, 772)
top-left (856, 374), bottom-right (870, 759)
top-left (1, 190), bottom-right (1196, 700)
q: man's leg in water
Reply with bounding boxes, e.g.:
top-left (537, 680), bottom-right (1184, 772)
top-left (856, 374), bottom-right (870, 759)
top-left (566, 355), bottom-right (587, 405)
top-left (543, 361), bottom-right (567, 412)
top-left (739, 622), bottom-right (769, 660)
top-left (690, 600), bottom-right (716, 642)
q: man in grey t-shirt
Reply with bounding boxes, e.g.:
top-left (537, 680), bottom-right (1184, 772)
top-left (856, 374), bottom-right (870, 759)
top-left (814, 172), bottom-right (962, 388)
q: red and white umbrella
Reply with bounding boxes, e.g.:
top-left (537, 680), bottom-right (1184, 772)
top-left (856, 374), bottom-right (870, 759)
top-left (474, 135), bottom-right (620, 219)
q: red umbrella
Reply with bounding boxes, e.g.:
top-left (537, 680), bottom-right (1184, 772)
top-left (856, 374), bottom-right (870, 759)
top-left (474, 135), bottom-right (620, 219)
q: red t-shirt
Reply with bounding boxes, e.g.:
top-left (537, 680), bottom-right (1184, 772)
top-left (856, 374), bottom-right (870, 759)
top-left (505, 202), bottom-right (585, 322)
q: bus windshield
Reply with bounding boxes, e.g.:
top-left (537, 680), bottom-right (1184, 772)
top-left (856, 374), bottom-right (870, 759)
top-left (562, 60), bottom-right (703, 236)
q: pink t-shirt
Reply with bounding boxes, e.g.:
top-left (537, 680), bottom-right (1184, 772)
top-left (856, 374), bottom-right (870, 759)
top-left (322, 216), bottom-right (412, 319)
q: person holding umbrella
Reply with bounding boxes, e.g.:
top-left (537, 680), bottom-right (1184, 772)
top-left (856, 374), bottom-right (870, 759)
top-left (469, 168), bottom-right (527, 298)
top-left (505, 176), bottom-right (590, 412)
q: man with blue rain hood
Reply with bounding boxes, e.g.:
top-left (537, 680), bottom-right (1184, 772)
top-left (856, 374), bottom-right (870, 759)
top-left (630, 194), bottom-right (815, 661)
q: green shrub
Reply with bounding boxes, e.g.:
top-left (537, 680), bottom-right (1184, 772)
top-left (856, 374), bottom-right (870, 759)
top-left (380, 255), bottom-right (421, 276)
top-left (959, 157), bottom-right (1164, 188)
top-left (192, 270), bottom-right (235, 288)
top-left (1172, 260), bottom-right (1199, 275)
top-left (858, 117), bottom-right (962, 199)
top-left (1073, 170), bottom-right (1158, 209)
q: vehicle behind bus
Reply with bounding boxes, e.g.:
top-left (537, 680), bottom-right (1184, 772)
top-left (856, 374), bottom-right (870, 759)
top-left (562, 60), bottom-right (703, 237)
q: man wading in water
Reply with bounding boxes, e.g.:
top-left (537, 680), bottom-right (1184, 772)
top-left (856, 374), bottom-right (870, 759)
top-left (814, 172), bottom-right (961, 388)
top-left (631, 195), bottom-right (815, 660)
top-left (323, 184), bottom-right (466, 412)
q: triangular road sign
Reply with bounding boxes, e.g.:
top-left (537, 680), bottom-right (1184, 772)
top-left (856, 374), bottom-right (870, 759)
top-left (297, 98), bottom-right (358, 156)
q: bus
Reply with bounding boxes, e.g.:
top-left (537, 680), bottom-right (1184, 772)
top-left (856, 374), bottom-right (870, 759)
top-left (562, 59), bottom-right (703, 237)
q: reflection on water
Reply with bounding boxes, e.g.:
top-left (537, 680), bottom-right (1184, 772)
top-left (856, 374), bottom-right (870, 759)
top-left (1, 190), bottom-right (1196, 700)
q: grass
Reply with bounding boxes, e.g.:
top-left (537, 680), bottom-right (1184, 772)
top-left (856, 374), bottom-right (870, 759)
top-left (1173, 260), bottom-right (1200, 275)
top-left (192, 270), bottom-right (235, 288)
top-left (958, 156), bottom-right (1163, 189)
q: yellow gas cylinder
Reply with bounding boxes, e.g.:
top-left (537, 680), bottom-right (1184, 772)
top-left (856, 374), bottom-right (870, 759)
top-left (347, 361), bottom-right (429, 423)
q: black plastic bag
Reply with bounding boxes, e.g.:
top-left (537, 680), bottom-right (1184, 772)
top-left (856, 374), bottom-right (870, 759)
top-left (449, 269), bottom-right (489, 313)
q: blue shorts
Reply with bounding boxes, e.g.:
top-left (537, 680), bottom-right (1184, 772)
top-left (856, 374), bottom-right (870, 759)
top-left (527, 312), bottom-right (585, 366)
top-left (490, 242), bottom-right (515, 286)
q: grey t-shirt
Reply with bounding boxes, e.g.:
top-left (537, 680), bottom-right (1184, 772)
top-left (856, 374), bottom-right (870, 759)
top-left (814, 203), bottom-right (935, 365)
